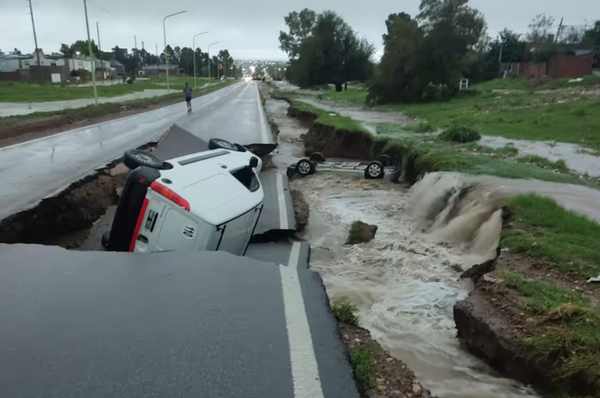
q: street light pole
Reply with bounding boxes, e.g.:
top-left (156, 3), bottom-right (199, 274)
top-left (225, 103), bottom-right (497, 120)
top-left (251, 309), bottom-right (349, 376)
top-left (83, 0), bottom-right (98, 104)
top-left (207, 41), bottom-right (219, 81)
top-left (163, 10), bottom-right (188, 92)
top-left (193, 31), bottom-right (209, 88)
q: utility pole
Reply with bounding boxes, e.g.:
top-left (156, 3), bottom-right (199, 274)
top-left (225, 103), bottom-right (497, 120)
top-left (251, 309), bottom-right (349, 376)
top-left (83, 0), bottom-right (98, 104)
top-left (555, 17), bottom-right (564, 45)
top-left (96, 22), bottom-right (103, 79)
top-left (156, 42), bottom-right (159, 75)
top-left (163, 10), bottom-right (188, 92)
top-left (26, 0), bottom-right (41, 82)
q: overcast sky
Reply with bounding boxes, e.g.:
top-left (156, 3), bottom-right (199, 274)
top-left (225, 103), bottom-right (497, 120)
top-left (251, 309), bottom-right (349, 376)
top-left (0, 0), bottom-right (598, 60)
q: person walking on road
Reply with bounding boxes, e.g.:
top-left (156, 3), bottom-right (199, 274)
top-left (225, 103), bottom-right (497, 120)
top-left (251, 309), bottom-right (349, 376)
top-left (183, 82), bottom-right (193, 112)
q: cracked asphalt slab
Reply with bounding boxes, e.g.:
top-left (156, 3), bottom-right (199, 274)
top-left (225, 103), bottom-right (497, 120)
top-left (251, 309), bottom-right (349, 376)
top-left (0, 244), bottom-right (359, 398)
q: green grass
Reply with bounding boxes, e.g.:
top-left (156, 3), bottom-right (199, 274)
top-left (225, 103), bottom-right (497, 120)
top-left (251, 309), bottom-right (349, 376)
top-left (438, 126), bottom-right (481, 143)
top-left (500, 270), bottom-right (600, 390)
top-left (332, 301), bottom-right (360, 326)
top-left (545, 74), bottom-right (600, 90)
top-left (290, 98), bottom-right (369, 133)
top-left (473, 78), bottom-right (533, 91)
top-left (463, 142), bottom-right (519, 156)
top-left (314, 86), bottom-right (600, 149)
top-left (517, 155), bottom-right (569, 173)
top-left (0, 80), bottom-right (168, 102)
top-left (321, 87), bottom-right (369, 106)
top-left (350, 348), bottom-right (377, 389)
top-left (501, 194), bottom-right (600, 278)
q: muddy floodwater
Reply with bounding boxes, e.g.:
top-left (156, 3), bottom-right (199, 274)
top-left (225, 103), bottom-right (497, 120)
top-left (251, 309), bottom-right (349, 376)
top-left (267, 89), bottom-right (600, 398)
top-left (293, 174), bottom-right (539, 398)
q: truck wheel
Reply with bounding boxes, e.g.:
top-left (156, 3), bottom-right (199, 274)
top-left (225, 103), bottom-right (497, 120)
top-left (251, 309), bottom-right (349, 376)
top-left (234, 143), bottom-right (248, 152)
top-left (123, 149), bottom-right (163, 170)
top-left (309, 152), bottom-right (326, 162)
top-left (376, 154), bottom-right (392, 167)
top-left (208, 138), bottom-right (238, 151)
top-left (389, 166), bottom-right (402, 183)
top-left (365, 161), bottom-right (385, 179)
top-left (296, 159), bottom-right (316, 176)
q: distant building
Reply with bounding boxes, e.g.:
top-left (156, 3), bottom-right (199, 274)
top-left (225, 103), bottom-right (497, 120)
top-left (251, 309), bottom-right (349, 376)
top-left (20, 50), bottom-right (65, 69)
top-left (141, 64), bottom-right (181, 76)
top-left (110, 59), bottom-right (125, 76)
top-left (0, 55), bottom-right (21, 72)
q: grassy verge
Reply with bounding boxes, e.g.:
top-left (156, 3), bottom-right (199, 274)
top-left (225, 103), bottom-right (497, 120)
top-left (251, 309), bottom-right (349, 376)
top-left (332, 301), bottom-right (360, 326)
top-left (287, 96), bottom-right (369, 133)
top-left (0, 81), bottom-right (168, 102)
top-left (308, 83), bottom-right (600, 150)
top-left (501, 195), bottom-right (600, 278)
top-left (0, 81), bottom-right (234, 129)
top-left (501, 270), bottom-right (600, 390)
top-left (278, 91), bottom-right (598, 187)
top-left (350, 348), bottom-right (377, 389)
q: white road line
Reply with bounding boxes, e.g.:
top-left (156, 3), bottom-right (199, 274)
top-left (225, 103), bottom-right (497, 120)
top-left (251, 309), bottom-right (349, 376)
top-left (280, 242), bottom-right (325, 398)
top-left (276, 172), bottom-right (290, 230)
top-left (255, 84), bottom-right (270, 143)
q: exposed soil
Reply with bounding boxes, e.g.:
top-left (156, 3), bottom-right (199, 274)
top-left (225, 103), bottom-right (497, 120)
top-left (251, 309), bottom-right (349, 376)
top-left (0, 96), bottom-right (184, 148)
top-left (456, 245), bottom-right (600, 397)
top-left (290, 188), bottom-right (309, 232)
top-left (0, 161), bottom-right (128, 247)
top-left (340, 323), bottom-right (436, 398)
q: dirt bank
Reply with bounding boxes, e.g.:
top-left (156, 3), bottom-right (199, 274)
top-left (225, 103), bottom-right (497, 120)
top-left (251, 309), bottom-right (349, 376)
top-left (0, 162), bottom-right (128, 247)
top-left (456, 226), bottom-right (600, 397)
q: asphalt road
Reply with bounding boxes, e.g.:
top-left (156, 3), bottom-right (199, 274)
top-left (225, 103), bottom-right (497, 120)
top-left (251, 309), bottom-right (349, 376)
top-left (0, 244), bottom-right (360, 398)
top-left (0, 82), bottom-right (271, 221)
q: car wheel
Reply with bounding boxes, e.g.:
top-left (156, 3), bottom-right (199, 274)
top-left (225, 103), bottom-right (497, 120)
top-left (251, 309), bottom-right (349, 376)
top-left (309, 152), bottom-right (326, 162)
top-left (295, 159), bottom-right (316, 176)
top-left (123, 149), bottom-right (163, 170)
top-left (208, 138), bottom-right (238, 151)
top-left (376, 154), bottom-right (392, 167)
top-left (234, 143), bottom-right (248, 152)
top-left (364, 161), bottom-right (385, 179)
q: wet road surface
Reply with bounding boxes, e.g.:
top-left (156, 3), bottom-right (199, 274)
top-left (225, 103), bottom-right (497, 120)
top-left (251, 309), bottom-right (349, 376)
top-left (0, 244), bottom-right (360, 398)
top-left (0, 82), bottom-right (271, 221)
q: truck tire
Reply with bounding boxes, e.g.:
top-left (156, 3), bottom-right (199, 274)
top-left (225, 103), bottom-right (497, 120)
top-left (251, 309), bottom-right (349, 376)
top-left (296, 159), bottom-right (316, 176)
top-left (376, 154), bottom-right (392, 167)
top-left (309, 152), bottom-right (326, 162)
top-left (234, 143), bottom-right (248, 152)
top-left (364, 161), bottom-right (385, 179)
top-left (123, 149), bottom-right (163, 170)
top-left (208, 138), bottom-right (238, 151)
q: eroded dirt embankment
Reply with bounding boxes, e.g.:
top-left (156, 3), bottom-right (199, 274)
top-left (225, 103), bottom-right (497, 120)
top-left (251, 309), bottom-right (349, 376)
top-left (0, 162), bottom-right (128, 247)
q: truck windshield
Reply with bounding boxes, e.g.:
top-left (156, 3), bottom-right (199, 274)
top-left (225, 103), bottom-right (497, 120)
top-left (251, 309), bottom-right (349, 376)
top-left (231, 167), bottom-right (260, 192)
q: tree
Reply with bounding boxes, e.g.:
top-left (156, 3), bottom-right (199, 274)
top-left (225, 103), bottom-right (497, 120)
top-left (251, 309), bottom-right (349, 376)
top-left (560, 25), bottom-right (586, 44)
top-left (278, 9), bottom-right (317, 59)
top-left (582, 20), bottom-right (600, 46)
top-left (281, 9), bottom-right (374, 90)
top-left (526, 14), bottom-right (555, 43)
top-left (416, 0), bottom-right (486, 89)
top-left (368, 13), bottom-right (425, 103)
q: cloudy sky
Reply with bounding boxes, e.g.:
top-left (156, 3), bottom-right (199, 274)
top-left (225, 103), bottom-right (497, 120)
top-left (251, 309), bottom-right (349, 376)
top-left (0, 0), bottom-right (598, 60)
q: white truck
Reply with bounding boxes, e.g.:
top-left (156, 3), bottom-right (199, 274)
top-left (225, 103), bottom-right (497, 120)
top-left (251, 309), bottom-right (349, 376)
top-left (102, 138), bottom-right (264, 256)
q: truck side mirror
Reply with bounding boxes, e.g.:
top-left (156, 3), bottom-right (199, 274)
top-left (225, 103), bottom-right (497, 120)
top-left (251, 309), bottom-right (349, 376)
top-left (249, 157), bottom-right (259, 169)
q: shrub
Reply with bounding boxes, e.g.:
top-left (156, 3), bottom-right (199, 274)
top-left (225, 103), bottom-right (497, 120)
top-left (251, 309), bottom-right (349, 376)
top-left (438, 126), bottom-right (481, 143)
top-left (332, 301), bottom-right (360, 326)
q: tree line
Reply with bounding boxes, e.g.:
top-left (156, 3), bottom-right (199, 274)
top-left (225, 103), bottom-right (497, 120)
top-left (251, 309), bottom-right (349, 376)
top-left (55, 41), bottom-right (238, 79)
top-left (279, 0), bottom-right (600, 104)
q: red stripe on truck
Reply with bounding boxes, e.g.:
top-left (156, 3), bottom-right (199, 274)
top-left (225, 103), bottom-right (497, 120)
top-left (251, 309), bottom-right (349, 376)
top-left (129, 198), bottom-right (149, 252)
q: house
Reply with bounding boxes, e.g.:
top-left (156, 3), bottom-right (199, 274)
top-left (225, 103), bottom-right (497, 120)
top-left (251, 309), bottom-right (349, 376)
top-left (0, 55), bottom-right (21, 72)
top-left (110, 59), bottom-right (125, 76)
top-left (20, 50), bottom-right (65, 69)
top-left (141, 64), bottom-right (181, 76)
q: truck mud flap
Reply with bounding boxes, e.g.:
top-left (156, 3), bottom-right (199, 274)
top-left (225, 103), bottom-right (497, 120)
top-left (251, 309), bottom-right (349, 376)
top-left (243, 143), bottom-right (278, 157)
